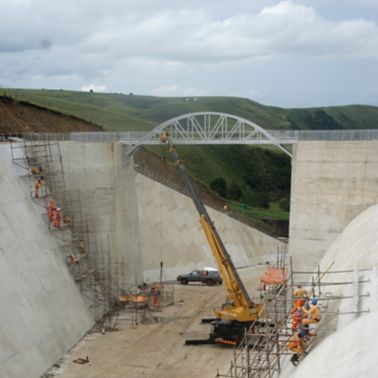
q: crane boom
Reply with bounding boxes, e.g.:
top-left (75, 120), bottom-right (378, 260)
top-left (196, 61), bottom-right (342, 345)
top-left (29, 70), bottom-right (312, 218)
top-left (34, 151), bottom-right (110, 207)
top-left (161, 132), bottom-right (262, 325)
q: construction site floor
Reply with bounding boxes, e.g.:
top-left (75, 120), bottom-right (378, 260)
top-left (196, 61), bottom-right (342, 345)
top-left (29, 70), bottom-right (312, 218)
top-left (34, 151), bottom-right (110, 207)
top-left (51, 265), bottom-right (266, 378)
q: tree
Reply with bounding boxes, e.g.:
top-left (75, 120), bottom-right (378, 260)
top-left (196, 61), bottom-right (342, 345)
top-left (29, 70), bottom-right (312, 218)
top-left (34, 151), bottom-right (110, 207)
top-left (210, 177), bottom-right (227, 198)
top-left (228, 182), bottom-right (242, 201)
top-left (279, 196), bottom-right (290, 211)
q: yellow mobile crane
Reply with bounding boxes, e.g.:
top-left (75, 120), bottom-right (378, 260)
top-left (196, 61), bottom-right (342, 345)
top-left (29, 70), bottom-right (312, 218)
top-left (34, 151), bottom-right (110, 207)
top-left (160, 132), bottom-right (263, 346)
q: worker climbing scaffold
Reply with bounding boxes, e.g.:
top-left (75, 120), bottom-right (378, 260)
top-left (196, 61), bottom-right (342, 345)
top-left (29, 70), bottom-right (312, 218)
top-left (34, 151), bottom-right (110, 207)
top-left (78, 240), bottom-right (86, 255)
top-left (47, 200), bottom-right (57, 224)
top-left (53, 207), bottom-right (62, 228)
top-left (288, 328), bottom-right (308, 366)
top-left (302, 297), bottom-right (321, 336)
top-left (47, 202), bottom-right (62, 229)
top-left (31, 164), bottom-right (42, 175)
top-left (288, 293), bottom-right (321, 366)
top-left (34, 176), bottom-right (44, 198)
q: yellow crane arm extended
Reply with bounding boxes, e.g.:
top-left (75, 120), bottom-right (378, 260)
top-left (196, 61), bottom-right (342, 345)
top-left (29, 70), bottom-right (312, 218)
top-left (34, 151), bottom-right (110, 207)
top-left (160, 132), bottom-right (262, 322)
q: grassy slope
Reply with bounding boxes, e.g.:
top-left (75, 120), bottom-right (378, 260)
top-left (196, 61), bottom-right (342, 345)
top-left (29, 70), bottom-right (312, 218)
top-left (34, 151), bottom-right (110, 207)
top-left (3, 88), bottom-right (378, 223)
top-left (4, 88), bottom-right (378, 132)
top-left (151, 144), bottom-right (291, 221)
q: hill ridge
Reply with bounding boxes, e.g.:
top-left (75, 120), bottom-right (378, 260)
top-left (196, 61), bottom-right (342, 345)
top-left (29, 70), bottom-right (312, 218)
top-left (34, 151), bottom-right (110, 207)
top-left (2, 88), bottom-right (378, 132)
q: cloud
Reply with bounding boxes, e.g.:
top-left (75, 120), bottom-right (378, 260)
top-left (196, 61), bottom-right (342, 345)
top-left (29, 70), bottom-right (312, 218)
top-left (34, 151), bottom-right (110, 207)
top-left (0, 0), bottom-right (377, 106)
top-left (81, 84), bottom-right (107, 92)
top-left (2, 1), bottom-right (378, 62)
top-left (79, 1), bottom-right (378, 62)
top-left (0, 0), bottom-right (31, 5)
top-left (346, 0), bottom-right (378, 9)
top-left (151, 84), bottom-right (207, 97)
top-left (245, 88), bottom-right (264, 100)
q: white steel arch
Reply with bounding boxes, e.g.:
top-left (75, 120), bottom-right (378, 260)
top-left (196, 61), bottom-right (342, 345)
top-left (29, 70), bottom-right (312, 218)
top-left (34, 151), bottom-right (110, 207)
top-left (124, 112), bottom-right (292, 157)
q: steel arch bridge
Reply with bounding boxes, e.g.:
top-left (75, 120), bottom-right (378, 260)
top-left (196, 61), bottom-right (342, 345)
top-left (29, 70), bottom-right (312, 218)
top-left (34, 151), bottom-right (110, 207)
top-left (124, 112), bottom-right (292, 157)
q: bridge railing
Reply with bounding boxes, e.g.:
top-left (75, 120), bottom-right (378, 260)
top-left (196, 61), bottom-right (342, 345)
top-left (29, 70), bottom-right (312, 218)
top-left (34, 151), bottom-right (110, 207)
top-left (2, 129), bottom-right (378, 143)
top-left (269, 129), bottom-right (378, 141)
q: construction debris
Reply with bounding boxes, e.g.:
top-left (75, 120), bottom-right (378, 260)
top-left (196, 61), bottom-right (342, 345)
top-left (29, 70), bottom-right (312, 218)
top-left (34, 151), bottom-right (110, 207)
top-left (72, 356), bottom-right (89, 365)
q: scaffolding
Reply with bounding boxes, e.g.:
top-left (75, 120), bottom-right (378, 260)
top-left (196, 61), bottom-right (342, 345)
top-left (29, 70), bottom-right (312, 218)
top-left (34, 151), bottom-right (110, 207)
top-left (216, 253), bottom-right (370, 378)
top-left (10, 135), bottom-right (175, 325)
top-left (10, 136), bottom-right (118, 322)
top-left (10, 135), bottom-right (65, 201)
top-left (117, 282), bottom-right (175, 325)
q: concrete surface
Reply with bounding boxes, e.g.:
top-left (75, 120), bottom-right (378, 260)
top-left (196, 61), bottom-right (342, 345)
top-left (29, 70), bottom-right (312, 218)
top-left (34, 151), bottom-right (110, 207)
top-left (59, 142), bottom-right (282, 285)
top-left (49, 265), bottom-right (267, 378)
top-left (136, 174), bottom-right (283, 282)
top-left (0, 140), bottom-right (284, 378)
top-left (289, 141), bottom-right (378, 270)
top-left (0, 144), bottom-right (94, 378)
top-left (59, 142), bottom-right (143, 287)
top-left (282, 204), bottom-right (378, 378)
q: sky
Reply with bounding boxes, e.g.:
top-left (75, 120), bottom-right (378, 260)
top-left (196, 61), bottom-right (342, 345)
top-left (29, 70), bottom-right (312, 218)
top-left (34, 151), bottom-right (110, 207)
top-left (0, 0), bottom-right (378, 107)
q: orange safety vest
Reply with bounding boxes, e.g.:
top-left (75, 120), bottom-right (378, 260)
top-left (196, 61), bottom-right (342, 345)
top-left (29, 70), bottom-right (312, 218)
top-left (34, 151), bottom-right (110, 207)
top-left (78, 241), bottom-right (86, 255)
top-left (35, 180), bottom-right (42, 197)
top-left (48, 206), bottom-right (56, 221)
top-left (293, 298), bottom-right (305, 310)
top-left (288, 334), bottom-right (305, 354)
top-left (291, 310), bottom-right (302, 330)
top-left (54, 211), bottom-right (62, 228)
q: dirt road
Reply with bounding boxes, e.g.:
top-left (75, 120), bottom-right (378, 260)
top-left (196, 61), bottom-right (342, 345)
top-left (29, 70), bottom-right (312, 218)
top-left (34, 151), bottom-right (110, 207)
top-left (54, 265), bottom-right (265, 378)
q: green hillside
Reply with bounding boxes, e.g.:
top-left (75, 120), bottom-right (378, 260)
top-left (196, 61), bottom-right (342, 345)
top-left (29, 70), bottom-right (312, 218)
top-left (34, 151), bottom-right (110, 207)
top-left (4, 88), bottom-right (378, 131)
top-left (151, 144), bottom-right (290, 211)
top-left (3, 88), bottom-right (378, 232)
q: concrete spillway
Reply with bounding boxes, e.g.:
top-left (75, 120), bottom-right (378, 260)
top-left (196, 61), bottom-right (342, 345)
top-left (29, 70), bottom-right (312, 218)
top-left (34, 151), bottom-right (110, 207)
top-left (0, 142), bottom-right (282, 378)
top-left (283, 204), bottom-right (378, 378)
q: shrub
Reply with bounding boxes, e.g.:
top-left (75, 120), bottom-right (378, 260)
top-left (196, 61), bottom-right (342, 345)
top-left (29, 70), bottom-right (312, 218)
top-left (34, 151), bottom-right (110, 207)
top-left (210, 177), bottom-right (227, 198)
top-left (228, 182), bottom-right (242, 201)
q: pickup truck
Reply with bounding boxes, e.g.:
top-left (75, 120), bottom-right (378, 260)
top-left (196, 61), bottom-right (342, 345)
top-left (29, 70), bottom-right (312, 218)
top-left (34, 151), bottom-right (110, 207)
top-left (177, 269), bottom-right (222, 285)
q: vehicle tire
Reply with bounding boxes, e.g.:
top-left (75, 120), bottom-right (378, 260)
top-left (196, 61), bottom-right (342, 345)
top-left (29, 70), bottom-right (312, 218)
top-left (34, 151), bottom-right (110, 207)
top-left (219, 280), bottom-right (223, 285)
top-left (180, 278), bottom-right (188, 285)
top-left (205, 279), bottom-right (215, 286)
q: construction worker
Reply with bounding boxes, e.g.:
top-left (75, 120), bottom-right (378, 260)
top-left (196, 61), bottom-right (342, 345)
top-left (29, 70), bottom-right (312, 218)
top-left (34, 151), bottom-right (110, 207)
top-left (53, 208), bottom-right (62, 228)
top-left (292, 297), bottom-right (305, 312)
top-left (294, 285), bottom-right (308, 299)
top-left (78, 240), bottom-right (86, 255)
top-left (31, 164), bottom-right (42, 175)
top-left (68, 254), bottom-right (79, 265)
top-left (160, 131), bottom-right (170, 143)
top-left (34, 176), bottom-right (44, 198)
top-left (291, 308), bottom-right (303, 332)
top-left (288, 329), bottom-right (307, 366)
top-left (302, 297), bottom-right (321, 335)
top-left (151, 286), bottom-right (161, 309)
top-left (47, 200), bottom-right (57, 223)
top-left (290, 295), bottom-right (304, 329)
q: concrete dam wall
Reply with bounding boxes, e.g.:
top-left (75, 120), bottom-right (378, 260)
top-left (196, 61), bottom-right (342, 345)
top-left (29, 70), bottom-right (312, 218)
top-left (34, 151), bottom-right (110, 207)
top-left (58, 142), bottom-right (283, 283)
top-left (289, 140), bottom-right (378, 270)
top-left (0, 141), bottom-right (281, 378)
top-left (136, 174), bottom-right (283, 282)
top-left (0, 145), bottom-right (94, 378)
